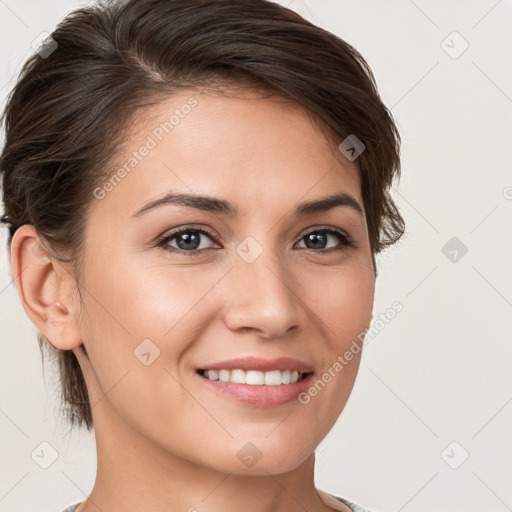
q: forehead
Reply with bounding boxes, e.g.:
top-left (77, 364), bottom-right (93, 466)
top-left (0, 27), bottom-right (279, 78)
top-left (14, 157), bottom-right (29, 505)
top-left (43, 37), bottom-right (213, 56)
top-left (90, 87), bottom-right (362, 222)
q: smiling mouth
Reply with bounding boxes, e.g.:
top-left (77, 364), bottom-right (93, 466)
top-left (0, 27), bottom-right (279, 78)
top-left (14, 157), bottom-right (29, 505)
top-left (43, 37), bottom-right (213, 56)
top-left (196, 368), bottom-right (311, 386)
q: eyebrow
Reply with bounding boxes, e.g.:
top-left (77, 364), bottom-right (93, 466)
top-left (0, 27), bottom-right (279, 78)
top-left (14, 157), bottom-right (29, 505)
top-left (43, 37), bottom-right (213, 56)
top-left (130, 191), bottom-right (363, 219)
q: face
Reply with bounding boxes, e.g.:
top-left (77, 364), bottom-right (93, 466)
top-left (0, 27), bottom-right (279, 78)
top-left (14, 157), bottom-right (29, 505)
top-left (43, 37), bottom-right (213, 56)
top-left (70, 87), bottom-right (375, 474)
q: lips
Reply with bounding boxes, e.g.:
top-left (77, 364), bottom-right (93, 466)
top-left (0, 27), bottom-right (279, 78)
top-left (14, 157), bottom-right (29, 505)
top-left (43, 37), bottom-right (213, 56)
top-left (196, 356), bottom-right (314, 374)
top-left (196, 369), bottom-right (316, 407)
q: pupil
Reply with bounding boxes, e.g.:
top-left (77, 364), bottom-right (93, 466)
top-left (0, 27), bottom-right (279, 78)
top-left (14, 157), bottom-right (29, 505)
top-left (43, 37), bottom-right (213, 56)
top-left (306, 232), bottom-right (326, 249)
top-left (177, 231), bottom-right (200, 250)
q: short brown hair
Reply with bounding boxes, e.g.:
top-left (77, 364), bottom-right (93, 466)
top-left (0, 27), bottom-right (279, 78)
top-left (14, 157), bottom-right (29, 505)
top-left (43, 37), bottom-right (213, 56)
top-left (0, 0), bottom-right (404, 431)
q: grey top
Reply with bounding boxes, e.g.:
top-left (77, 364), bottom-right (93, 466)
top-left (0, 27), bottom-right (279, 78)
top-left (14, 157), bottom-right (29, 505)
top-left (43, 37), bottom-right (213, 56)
top-left (60, 494), bottom-right (373, 512)
top-left (334, 494), bottom-right (373, 511)
top-left (61, 505), bottom-right (80, 512)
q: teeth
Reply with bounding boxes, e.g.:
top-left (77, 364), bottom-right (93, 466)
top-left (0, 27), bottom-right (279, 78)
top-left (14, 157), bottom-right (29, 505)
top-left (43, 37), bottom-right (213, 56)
top-left (202, 369), bottom-right (303, 385)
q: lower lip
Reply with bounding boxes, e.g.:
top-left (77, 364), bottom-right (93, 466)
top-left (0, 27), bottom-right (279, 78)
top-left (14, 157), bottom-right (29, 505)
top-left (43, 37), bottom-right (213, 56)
top-left (195, 371), bottom-right (315, 407)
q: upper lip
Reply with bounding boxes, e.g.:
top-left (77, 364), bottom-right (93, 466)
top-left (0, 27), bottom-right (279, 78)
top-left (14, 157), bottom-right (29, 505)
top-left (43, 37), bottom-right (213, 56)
top-left (197, 356), bottom-right (314, 373)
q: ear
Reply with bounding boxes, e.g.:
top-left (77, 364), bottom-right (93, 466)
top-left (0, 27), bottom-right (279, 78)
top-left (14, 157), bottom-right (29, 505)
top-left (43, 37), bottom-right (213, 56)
top-left (10, 224), bottom-right (83, 350)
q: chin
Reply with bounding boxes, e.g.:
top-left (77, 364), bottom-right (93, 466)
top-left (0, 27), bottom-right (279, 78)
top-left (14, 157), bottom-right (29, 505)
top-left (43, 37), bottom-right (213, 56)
top-left (200, 436), bottom-right (315, 476)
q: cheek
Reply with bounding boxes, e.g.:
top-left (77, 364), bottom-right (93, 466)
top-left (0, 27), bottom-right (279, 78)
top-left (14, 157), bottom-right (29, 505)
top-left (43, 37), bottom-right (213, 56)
top-left (297, 262), bottom-right (374, 419)
top-left (75, 258), bottom-right (226, 413)
top-left (113, 264), bottom-right (225, 342)
top-left (85, 251), bottom-right (213, 336)
top-left (304, 260), bottom-right (375, 342)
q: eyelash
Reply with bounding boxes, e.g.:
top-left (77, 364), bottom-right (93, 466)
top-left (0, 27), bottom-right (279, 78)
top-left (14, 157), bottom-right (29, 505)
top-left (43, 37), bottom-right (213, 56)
top-left (156, 225), bottom-right (356, 257)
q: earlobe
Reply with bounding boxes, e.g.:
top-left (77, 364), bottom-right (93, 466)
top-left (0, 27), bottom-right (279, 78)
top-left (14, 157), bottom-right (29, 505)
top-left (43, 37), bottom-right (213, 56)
top-left (10, 224), bottom-right (83, 350)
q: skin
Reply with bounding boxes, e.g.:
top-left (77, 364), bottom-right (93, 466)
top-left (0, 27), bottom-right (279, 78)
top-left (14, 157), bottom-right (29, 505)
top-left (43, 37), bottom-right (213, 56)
top-left (12, 86), bottom-right (375, 512)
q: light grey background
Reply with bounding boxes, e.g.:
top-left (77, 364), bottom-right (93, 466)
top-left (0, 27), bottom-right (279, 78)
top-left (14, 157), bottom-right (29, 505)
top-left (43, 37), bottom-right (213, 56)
top-left (1, 1), bottom-right (511, 511)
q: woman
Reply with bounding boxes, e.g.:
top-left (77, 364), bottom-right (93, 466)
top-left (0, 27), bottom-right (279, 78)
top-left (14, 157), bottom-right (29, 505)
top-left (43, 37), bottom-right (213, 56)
top-left (1, 0), bottom-right (404, 511)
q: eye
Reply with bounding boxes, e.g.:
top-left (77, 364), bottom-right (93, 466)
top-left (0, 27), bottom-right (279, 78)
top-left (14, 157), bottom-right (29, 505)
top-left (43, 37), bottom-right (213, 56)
top-left (295, 227), bottom-right (355, 252)
top-left (156, 225), bottom-right (355, 257)
top-left (156, 226), bottom-right (219, 256)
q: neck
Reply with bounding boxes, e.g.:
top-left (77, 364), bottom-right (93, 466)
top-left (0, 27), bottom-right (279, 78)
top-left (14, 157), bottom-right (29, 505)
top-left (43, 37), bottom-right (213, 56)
top-left (73, 398), bottom-right (336, 512)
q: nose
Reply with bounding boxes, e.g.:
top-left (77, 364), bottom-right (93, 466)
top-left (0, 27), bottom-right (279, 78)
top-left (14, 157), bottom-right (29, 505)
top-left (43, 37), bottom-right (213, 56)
top-left (222, 245), bottom-right (309, 339)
